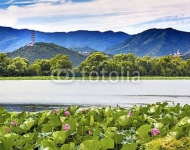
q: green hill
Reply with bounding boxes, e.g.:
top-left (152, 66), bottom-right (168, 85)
top-left (7, 42), bottom-right (87, 67)
top-left (70, 46), bottom-right (97, 52)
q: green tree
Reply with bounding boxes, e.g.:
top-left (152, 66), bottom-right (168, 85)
top-left (50, 54), bottom-right (72, 75)
top-left (79, 52), bottom-right (109, 76)
top-left (136, 56), bottom-right (152, 76)
top-left (185, 59), bottom-right (190, 76)
top-left (29, 64), bottom-right (41, 76)
top-left (32, 59), bottom-right (50, 75)
top-left (0, 53), bottom-right (11, 76)
top-left (7, 57), bottom-right (29, 76)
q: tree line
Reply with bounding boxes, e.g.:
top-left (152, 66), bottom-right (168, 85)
top-left (0, 53), bottom-right (71, 76)
top-left (78, 52), bottom-right (190, 76)
top-left (1, 52), bottom-right (190, 77)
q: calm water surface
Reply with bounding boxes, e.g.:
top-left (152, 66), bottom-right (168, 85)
top-left (0, 80), bottom-right (190, 111)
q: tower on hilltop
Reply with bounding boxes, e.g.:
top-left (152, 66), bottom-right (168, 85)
top-left (26, 30), bottom-right (36, 47)
top-left (31, 30), bottom-right (35, 45)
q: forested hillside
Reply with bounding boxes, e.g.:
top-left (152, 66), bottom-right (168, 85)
top-left (105, 28), bottom-right (190, 56)
top-left (7, 42), bottom-right (87, 67)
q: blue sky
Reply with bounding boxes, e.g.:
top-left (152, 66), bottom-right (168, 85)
top-left (0, 0), bottom-right (190, 34)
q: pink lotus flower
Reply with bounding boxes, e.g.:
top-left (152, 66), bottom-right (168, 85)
top-left (127, 112), bottom-right (132, 117)
top-left (63, 124), bottom-right (70, 131)
top-left (64, 111), bottom-right (70, 116)
top-left (7, 127), bottom-right (11, 132)
top-left (11, 121), bottom-right (17, 126)
top-left (152, 128), bottom-right (160, 136)
top-left (53, 110), bottom-right (57, 114)
top-left (88, 130), bottom-right (93, 136)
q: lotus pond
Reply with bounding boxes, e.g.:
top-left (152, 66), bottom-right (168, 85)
top-left (0, 102), bottom-right (190, 150)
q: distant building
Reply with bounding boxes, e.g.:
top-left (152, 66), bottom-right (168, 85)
top-left (173, 49), bottom-right (183, 57)
top-left (78, 51), bottom-right (91, 56)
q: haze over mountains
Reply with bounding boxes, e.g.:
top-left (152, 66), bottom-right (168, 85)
top-left (1, 26), bottom-right (190, 58)
top-left (0, 26), bottom-right (130, 52)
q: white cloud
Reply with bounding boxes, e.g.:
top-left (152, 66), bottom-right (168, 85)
top-left (0, 0), bottom-right (190, 34)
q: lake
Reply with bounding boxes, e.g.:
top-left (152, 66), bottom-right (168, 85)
top-left (0, 80), bottom-right (190, 111)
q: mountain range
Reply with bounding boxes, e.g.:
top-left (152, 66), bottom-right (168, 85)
top-left (105, 28), bottom-right (190, 56)
top-left (0, 26), bottom-right (130, 52)
top-left (1, 26), bottom-right (190, 58)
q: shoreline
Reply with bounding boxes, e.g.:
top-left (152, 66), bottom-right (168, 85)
top-left (1, 76), bottom-right (190, 80)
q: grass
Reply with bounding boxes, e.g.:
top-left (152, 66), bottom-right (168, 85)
top-left (0, 76), bottom-right (190, 80)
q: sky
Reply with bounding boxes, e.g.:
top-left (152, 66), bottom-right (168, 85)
top-left (0, 0), bottom-right (190, 34)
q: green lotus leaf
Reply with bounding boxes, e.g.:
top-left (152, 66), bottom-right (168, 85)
top-left (18, 133), bottom-right (36, 148)
top-left (10, 125), bottom-right (26, 134)
top-left (179, 105), bottom-right (190, 118)
top-left (40, 139), bottom-right (57, 150)
top-left (0, 137), bottom-right (14, 150)
top-left (21, 143), bottom-right (35, 150)
top-left (113, 110), bottom-right (127, 121)
top-left (49, 115), bottom-right (62, 127)
top-left (60, 142), bottom-right (75, 150)
top-left (132, 119), bottom-right (142, 127)
top-left (136, 124), bottom-right (151, 144)
top-left (177, 117), bottom-right (190, 127)
top-left (114, 133), bottom-right (125, 144)
top-left (0, 112), bottom-right (11, 124)
top-left (80, 116), bottom-right (90, 126)
top-left (43, 148), bottom-right (54, 150)
top-left (67, 106), bottom-right (79, 115)
top-left (53, 131), bottom-right (66, 144)
top-left (103, 107), bottom-right (112, 117)
top-left (4, 133), bottom-right (19, 139)
top-left (116, 115), bottom-right (133, 126)
top-left (20, 119), bottom-right (35, 131)
top-left (92, 128), bottom-right (103, 139)
top-left (167, 131), bottom-right (178, 138)
top-left (60, 116), bottom-right (66, 123)
top-left (121, 143), bottom-right (138, 150)
top-left (76, 124), bottom-right (87, 136)
top-left (41, 124), bottom-right (52, 132)
top-left (101, 117), bottom-right (113, 129)
top-left (148, 105), bottom-right (158, 114)
top-left (160, 114), bottom-right (178, 126)
top-left (0, 107), bottom-right (6, 115)
top-left (63, 117), bottom-right (77, 137)
top-left (104, 127), bottom-right (117, 140)
top-left (0, 126), bottom-right (9, 136)
top-left (137, 114), bottom-right (147, 122)
top-left (38, 112), bottom-right (47, 125)
top-left (100, 138), bottom-right (114, 150)
top-left (153, 122), bottom-right (164, 129)
top-left (80, 140), bottom-right (102, 150)
top-left (171, 124), bottom-right (189, 138)
top-left (0, 133), bottom-right (19, 149)
top-left (90, 116), bottom-right (94, 126)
